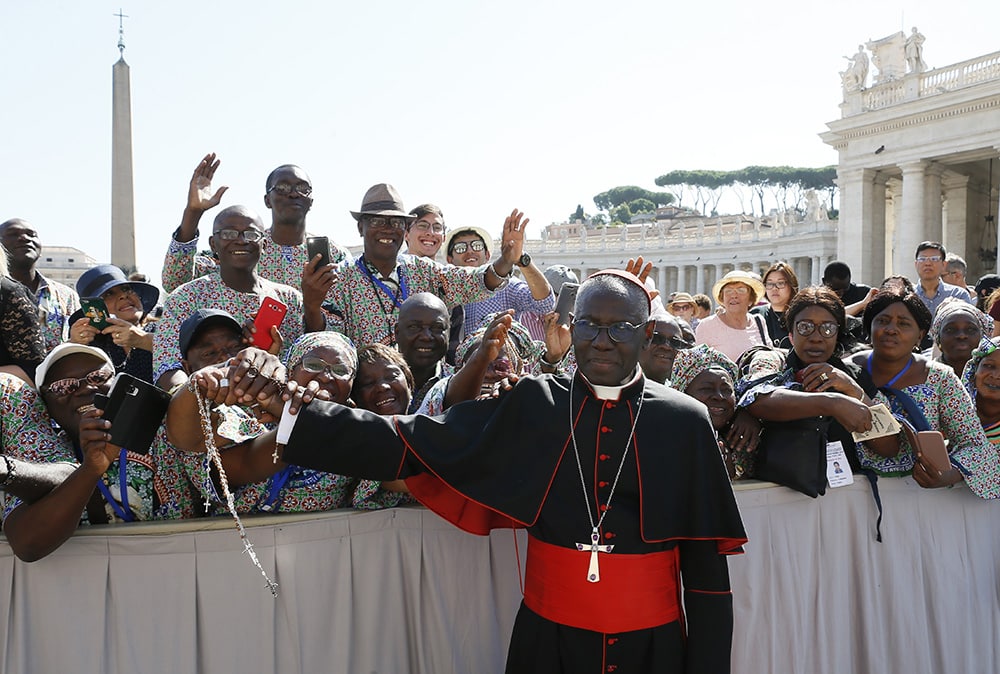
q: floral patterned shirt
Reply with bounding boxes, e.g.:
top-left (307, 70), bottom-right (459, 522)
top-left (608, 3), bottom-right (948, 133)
top-left (0, 277), bottom-right (47, 377)
top-left (0, 374), bottom-right (198, 524)
top-left (184, 405), bottom-right (411, 515)
top-left (34, 274), bottom-right (80, 352)
top-left (856, 360), bottom-right (1000, 498)
top-left (161, 228), bottom-right (351, 294)
top-left (322, 255), bottom-right (498, 348)
top-left (152, 272), bottom-right (304, 381)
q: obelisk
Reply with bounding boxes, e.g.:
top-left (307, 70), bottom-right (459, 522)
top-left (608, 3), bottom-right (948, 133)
top-left (111, 10), bottom-right (137, 273)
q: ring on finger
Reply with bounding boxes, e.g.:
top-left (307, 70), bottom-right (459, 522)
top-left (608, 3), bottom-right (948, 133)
top-left (819, 372), bottom-right (830, 382)
top-left (247, 367), bottom-right (259, 378)
top-left (218, 378), bottom-right (230, 388)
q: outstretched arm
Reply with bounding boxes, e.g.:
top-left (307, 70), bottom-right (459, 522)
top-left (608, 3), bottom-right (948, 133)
top-left (3, 410), bottom-right (118, 562)
top-left (0, 456), bottom-right (76, 504)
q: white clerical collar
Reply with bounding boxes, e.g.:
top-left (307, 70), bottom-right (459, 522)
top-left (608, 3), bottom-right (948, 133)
top-left (581, 367), bottom-right (643, 401)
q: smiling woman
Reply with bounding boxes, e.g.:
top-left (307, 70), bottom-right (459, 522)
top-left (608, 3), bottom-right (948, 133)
top-left (852, 290), bottom-right (1000, 498)
top-left (695, 270), bottom-right (770, 362)
top-left (69, 264), bottom-right (160, 382)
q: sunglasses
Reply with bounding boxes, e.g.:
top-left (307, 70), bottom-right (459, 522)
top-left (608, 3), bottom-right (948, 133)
top-left (650, 332), bottom-right (694, 350)
top-left (300, 356), bottom-right (353, 379)
top-left (794, 320), bottom-right (839, 338)
top-left (267, 182), bottom-right (312, 197)
top-left (573, 319), bottom-right (646, 343)
top-left (451, 240), bottom-right (486, 255)
top-left (366, 216), bottom-right (407, 231)
top-left (43, 366), bottom-right (114, 398)
top-left (216, 228), bottom-right (264, 243)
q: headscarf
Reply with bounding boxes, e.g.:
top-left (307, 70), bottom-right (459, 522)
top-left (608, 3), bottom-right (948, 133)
top-left (455, 312), bottom-right (545, 372)
top-left (283, 332), bottom-right (357, 373)
top-left (930, 298), bottom-right (993, 345)
top-left (961, 336), bottom-right (1000, 401)
top-left (669, 344), bottom-right (738, 393)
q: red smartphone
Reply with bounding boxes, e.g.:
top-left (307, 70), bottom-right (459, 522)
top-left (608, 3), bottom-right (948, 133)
top-left (253, 297), bottom-right (288, 351)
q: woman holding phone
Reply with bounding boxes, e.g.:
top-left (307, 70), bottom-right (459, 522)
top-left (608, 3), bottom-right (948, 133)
top-left (69, 264), bottom-right (160, 382)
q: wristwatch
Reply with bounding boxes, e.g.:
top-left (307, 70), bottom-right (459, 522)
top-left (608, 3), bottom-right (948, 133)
top-left (517, 253), bottom-right (531, 268)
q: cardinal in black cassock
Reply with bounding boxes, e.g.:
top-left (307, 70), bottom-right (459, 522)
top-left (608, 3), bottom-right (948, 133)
top-left (280, 270), bottom-right (747, 674)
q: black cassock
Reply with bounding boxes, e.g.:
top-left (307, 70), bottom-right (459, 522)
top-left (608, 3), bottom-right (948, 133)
top-left (283, 372), bottom-right (747, 674)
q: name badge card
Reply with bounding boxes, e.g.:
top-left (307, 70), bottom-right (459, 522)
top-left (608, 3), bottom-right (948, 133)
top-left (826, 440), bottom-right (854, 488)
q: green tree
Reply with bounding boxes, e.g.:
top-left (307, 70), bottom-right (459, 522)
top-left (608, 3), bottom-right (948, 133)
top-left (627, 198), bottom-right (656, 215)
top-left (593, 186), bottom-right (674, 212)
top-left (611, 203), bottom-right (632, 225)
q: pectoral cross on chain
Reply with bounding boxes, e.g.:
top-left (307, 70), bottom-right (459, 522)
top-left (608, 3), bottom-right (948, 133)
top-left (576, 527), bottom-right (614, 583)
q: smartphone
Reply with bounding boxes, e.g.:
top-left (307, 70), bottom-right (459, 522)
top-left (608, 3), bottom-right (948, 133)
top-left (306, 236), bottom-right (331, 268)
top-left (554, 282), bottom-right (579, 327)
top-left (253, 297), bottom-right (288, 351)
top-left (81, 297), bottom-right (111, 330)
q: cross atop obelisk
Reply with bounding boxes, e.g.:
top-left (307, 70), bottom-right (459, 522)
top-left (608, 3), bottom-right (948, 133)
top-left (111, 10), bottom-right (137, 272)
top-left (115, 9), bottom-right (128, 57)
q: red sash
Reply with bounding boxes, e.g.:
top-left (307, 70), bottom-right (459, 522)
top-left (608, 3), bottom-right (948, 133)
top-left (523, 535), bottom-right (681, 634)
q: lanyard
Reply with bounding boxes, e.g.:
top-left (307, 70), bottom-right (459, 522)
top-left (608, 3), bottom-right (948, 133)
top-left (258, 465), bottom-right (321, 512)
top-left (867, 353), bottom-right (913, 388)
top-left (356, 256), bottom-right (409, 308)
top-left (73, 444), bottom-right (136, 522)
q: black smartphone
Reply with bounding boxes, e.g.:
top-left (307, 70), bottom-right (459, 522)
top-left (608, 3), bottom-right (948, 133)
top-left (94, 373), bottom-right (171, 454)
top-left (554, 282), bottom-right (579, 327)
top-left (81, 297), bottom-right (111, 330)
top-left (306, 236), bottom-right (331, 268)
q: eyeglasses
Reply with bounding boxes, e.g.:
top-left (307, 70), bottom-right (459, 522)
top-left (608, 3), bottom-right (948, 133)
top-left (670, 303), bottom-right (694, 311)
top-left (366, 216), bottom-right (407, 231)
top-left (573, 319), bottom-right (646, 343)
top-left (300, 357), bottom-right (353, 379)
top-left (916, 255), bottom-right (943, 263)
top-left (794, 320), bottom-right (839, 338)
top-left (216, 228), bottom-right (265, 243)
top-left (722, 285), bottom-right (750, 295)
top-left (451, 240), bottom-right (486, 255)
top-left (411, 221), bottom-right (445, 235)
top-left (267, 182), bottom-right (312, 197)
top-left (765, 281), bottom-right (788, 290)
top-left (43, 366), bottom-right (114, 398)
top-left (650, 332), bottom-right (694, 350)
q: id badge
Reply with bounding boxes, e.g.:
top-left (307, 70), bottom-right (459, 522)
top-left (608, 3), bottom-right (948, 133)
top-left (826, 440), bottom-right (854, 488)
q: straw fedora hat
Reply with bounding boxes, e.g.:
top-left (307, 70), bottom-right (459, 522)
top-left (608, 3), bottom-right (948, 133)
top-left (711, 270), bottom-right (764, 304)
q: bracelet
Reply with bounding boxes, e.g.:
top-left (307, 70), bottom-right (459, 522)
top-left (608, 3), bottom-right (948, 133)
top-left (540, 351), bottom-right (566, 369)
top-left (0, 454), bottom-right (16, 490)
top-left (489, 262), bottom-right (513, 280)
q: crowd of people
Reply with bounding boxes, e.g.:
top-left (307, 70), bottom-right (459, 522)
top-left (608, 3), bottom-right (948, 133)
top-left (3, 153), bottom-right (1000, 671)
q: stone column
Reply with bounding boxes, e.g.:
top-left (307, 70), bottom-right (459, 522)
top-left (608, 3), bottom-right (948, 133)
top-left (924, 162), bottom-right (946, 244)
top-left (657, 266), bottom-right (668, 296)
top-left (942, 173), bottom-right (971, 264)
top-left (696, 264), bottom-right (705, 295)
top-left (836, 167), bottom-right (889, 284)
top-left (896, 161), bottom-right (929, 275)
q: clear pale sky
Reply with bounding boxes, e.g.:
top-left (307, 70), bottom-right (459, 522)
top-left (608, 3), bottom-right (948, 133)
top-left (2, 1), bottom-right (998, 287)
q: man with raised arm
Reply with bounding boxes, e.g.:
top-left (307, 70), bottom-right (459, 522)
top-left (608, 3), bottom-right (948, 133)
top-left (161, 153), bottom-right (350, 293)
top-left (302, 183), bottom-right (528, 348)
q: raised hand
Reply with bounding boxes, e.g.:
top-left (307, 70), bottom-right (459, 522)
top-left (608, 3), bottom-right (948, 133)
top-left (499, 209), bottom-right (528, 266)
top-left (188, 153), bottom-right (229, 212)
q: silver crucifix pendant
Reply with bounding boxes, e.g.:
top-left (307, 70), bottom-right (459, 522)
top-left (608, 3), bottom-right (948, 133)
top-left (576, 527), bottom-right (614, 582)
